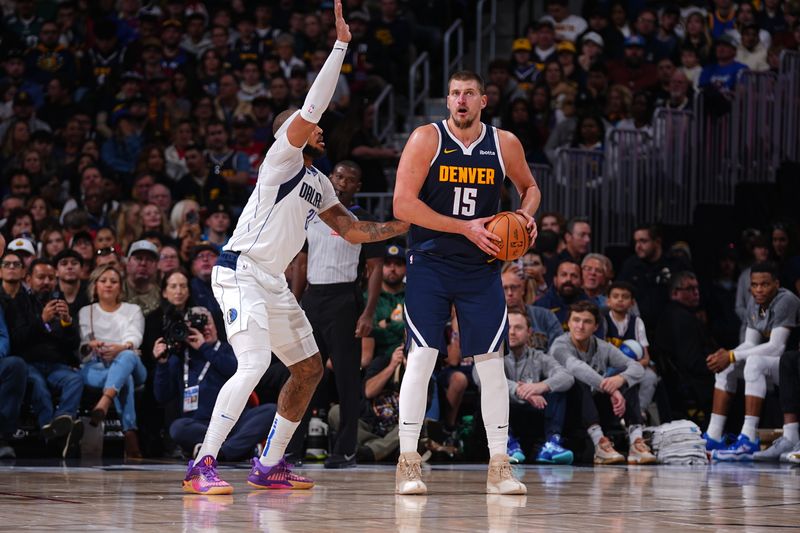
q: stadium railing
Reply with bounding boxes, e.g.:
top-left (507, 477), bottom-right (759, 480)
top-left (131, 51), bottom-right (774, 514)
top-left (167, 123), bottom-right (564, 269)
top-left (408, 51), bottom-right (431, 130)
top-left (475, 0), bottom-right (497, 77)
top-left (372, 84), bottom-right (395, 144)
top-left (443, 19), bottom-right (464, 97)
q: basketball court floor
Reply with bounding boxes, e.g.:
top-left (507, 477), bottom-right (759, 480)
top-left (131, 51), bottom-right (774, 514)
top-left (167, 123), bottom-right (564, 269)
top-left (1, 460), bottom-right (798, 531)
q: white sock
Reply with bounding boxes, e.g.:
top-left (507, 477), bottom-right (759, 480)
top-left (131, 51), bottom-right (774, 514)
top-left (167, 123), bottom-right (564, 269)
top-left (741, 415), bottom-right (759, 441)
top-left (784, 422), bottom-right (799, 443)
top-left (706, 413), bottom-right (726, 441)
top-left (628, 424), bottom-right (643, 444)
top-left (398, 343), bottom-right (438, 454)
top-left (473, 353), bottom-right (510, 458)
top-left (588, 424), bottom-right (604, 446)
top-left (260, 414), bottom-right (300, 466)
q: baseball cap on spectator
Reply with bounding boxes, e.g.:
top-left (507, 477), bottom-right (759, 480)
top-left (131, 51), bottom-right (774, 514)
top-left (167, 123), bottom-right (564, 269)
top-left (70, 231), bottom-right (94, 248)
top-left (537, 20), bottom-right (555, 31)
top-left (13, 91), bottom-right (33, 107)
top-left (624, 35), bottom-right (646, 48)
top-left (205, 202), bottom-right (230, 218)
top-left (582, 31), bottom-right (604, 48)
top-left (54, 249), bottom-right (84, 266)
top-left (715, 34), bottom-right (737, 49)
top-left (190, 243), bottom-right (220, 262)
top-left (7, 237), bottom-right (35, 256)
top-left (384, 244), bottom-right (405, 263)
top-left (162, 18), bottom-right (182, 29)
top-left (557, 41), bottom-right (576, 54)
top-left (512, 38), bottom-right (532, 52)
top-left (349, 9), bottom-right (370, 22)
top-left (127, 239), bottom-right (159, 259)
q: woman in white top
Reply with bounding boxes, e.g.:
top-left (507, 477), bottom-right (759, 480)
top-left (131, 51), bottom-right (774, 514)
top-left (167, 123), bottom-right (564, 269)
top-left (78, 264), bottom-right (147, 457)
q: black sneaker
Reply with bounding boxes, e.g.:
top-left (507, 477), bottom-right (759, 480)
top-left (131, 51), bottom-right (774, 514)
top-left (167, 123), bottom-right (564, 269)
top-left (41, 415), bottom-right (73, 440)
top-left (356, 445), bottom-right (375, 462)
top-left (324, 452), bottom-right (357, 469)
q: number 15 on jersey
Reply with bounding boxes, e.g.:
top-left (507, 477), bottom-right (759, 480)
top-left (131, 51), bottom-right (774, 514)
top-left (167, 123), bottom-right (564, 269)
top-left (452, 187), bottom-right (477, 216)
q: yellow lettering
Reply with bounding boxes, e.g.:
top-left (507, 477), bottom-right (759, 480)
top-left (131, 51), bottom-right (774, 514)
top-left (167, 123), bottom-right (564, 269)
top-left (487, 168), bottom-right (495, 185)
top-left (458, 167), bottom-right (468, 183)
top-left (477, 168), bottom-right (486, 185)
top-left (439, 166), bottom-right (447, 181)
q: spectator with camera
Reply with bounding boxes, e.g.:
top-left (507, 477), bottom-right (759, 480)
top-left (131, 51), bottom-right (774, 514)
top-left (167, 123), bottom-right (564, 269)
top-left (123, 240), bottom-right (161, 318)
top-left (153, 306), bottom-right (277, 461)
top-left (54, 249), bottom-right (89, 318)
top-left (78, 264), bottom-right (147, 458)
top-left (6, 258), bottom-right (84, 455)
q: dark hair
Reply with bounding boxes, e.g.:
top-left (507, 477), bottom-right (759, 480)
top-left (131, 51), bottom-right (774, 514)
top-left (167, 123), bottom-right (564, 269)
top-left (507, 306), bottom-right (532, 327)
top-left (557, 259), bottom-right (581, 274)
top-left (27, 257), bottom-right (53, 276)
top-left (568, 301), bottom-right (599, 323)
top-left (487, 59), bottom-right (512, 75)
top-left (751, 261), bottom-right (779, 280)
top-left (608, 281), bottom-right (636, 298)
top-left (572, 114), bottom-right (605, 147)
top-left (448, 70), bottom-right (485, 94)
top-left (565, 216), bottom-right (590, 235)
top-left (332, 159), bottom-right (362, 179)
top-left (633, 223), bottom-right (661, 241)
top-left (160, 268), bottom-right (191, 293)
top-left (669, 270), bottom-right (697, 293)
top-left (533, 229), bottom-right (560, 254)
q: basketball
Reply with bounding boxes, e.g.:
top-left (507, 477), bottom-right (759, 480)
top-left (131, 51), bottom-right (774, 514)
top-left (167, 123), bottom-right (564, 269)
top-left (485, 211), bottom-right (530, 261)
top-left (620, 339), bottom-right (644, 361)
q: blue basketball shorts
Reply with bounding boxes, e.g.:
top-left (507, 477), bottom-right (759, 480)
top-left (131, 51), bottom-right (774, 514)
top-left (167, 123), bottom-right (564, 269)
top-left (404, 252), bottom-right (508, 357)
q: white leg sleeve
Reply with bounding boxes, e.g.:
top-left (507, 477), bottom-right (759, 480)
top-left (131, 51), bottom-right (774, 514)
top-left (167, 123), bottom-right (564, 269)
top-left (398, 342), bottom-right (438, 454)
top-left (743, 355), bottom-right (769, 399)
top-left (473, 352), bottom-right (510, 458)
top-left (715, 362), bottom-right (739, 393)
top-left (196, 321), bottom-right (272, 459)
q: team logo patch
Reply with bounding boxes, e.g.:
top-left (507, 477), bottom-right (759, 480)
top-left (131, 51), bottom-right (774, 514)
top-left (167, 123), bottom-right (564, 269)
top-left (227, 308), bottom-right (238, 324)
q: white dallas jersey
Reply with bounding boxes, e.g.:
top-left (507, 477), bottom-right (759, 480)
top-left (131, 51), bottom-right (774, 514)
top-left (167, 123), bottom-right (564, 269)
top-left (224, 133), bottom-right (339, 275)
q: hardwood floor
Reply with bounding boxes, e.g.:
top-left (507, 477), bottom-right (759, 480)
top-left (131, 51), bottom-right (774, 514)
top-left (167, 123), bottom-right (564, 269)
top-left (1, 461), bottom-right (798, 531)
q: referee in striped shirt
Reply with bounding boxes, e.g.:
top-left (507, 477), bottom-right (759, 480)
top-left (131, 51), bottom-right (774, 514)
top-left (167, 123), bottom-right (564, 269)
top-left (293, 160), bottom-right (384, 468)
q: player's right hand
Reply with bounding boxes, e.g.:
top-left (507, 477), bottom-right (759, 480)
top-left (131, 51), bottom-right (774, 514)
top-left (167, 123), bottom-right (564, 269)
top-left (461, 216), bottom-right (501, 256)
top-left (334, 0), bottom-right (351, 43)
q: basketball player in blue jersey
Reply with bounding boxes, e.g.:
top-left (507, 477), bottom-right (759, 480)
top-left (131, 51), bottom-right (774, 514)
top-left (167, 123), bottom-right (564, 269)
top-left (181, 1), bottom-right (408, 495)
top-left (393, 70), bottom-right (541, 495)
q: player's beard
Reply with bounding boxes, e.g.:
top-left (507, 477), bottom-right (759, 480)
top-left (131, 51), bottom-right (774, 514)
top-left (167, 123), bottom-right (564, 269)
top-left (450, 113), bottom-right (476, 130)
top-left (303, 143), bottom-right (325, 159)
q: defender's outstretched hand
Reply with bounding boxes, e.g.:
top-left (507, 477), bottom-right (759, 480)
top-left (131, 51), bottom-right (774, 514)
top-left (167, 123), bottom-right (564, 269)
top-left (335, 0), bottom-right (351, 43)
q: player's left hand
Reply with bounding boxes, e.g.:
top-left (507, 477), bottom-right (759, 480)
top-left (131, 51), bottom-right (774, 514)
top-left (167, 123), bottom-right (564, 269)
top-left (706, 349), bottom-right (731, 373)
top-left (600, 375), bottom-right (625, 394)
top-left (515, 209), bottom-right (538, 243)
top-left (334, 0), bottom-right (351, 43)
top-left (355, 312), bottom-right (373, 338)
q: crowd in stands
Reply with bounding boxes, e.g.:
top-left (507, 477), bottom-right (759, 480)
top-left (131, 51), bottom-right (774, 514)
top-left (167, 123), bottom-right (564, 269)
top-left (0, 0), bottom-right (799, 465)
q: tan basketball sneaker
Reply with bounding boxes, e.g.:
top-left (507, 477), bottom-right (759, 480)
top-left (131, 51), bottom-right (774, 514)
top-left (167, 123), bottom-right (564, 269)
top-left (628, 437), bottom-right (658, 464)
top-left (486, 454), bottom-right (527, 494)
top-left (594, 436), bottom-right (625, 465)
top-left (396, 452), bottom-right (427, 495)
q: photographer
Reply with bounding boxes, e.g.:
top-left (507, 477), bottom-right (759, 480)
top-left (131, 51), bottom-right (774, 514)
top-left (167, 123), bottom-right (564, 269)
top-left (78, 265), bottom-right (147, 458)
top-left (15, 259), bottom-right (83, 455)
top-left (152, 307), bottom-right (277, 461)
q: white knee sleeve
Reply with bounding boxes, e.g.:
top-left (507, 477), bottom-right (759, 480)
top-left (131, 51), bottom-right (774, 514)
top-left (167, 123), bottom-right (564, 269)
top-left (743, 356), bottom-right (768, 398)
top-left (398, 342), bottom-right (438, 454)
top-left (715, 363), bottom-right (738, 393)
top-left (196, 322), bottom-right (272, 459)
top-left (474, 352), bottom-right (510, 458)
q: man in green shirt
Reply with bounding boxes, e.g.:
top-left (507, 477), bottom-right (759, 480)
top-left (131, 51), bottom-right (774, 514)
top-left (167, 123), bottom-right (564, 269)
top-left (367, 244), bottom-right (406, 361)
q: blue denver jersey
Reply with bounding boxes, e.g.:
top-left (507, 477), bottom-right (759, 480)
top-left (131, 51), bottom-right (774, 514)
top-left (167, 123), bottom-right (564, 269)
top-left (407, 120), bottom-right (506, 264)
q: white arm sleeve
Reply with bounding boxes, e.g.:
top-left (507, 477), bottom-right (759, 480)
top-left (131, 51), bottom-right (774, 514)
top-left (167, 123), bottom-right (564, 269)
top-left (734, 327), bottom-right (791, 361)
top-left (634, 316), bottom-right (649, 347)
top-left (300, 40), bottom-right (348, 124)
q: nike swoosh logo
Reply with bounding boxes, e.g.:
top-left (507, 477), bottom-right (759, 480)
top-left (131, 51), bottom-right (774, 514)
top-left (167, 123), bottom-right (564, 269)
top-left (402, 421), bottom-right (419, 425)
top-left (444, 148), bottom-right (458, 154)
top-left (344, 453), bottom-right (356, 461)
top-left (497, 424), bottom-right (509, 429)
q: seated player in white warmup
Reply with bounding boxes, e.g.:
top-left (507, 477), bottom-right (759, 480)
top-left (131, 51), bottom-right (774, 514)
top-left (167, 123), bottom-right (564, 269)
top-left (705, 262), bottom-right (800, 461)
top-left (181, 1), bottom-right (408, 495)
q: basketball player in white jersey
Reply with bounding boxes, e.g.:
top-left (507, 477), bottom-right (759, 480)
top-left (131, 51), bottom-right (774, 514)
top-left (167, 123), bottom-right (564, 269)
top-left (182, 1), bottom-right (408, 494)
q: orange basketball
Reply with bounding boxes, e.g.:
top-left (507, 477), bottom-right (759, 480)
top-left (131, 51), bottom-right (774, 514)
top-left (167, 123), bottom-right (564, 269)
top-left (485, 211), bottom-right (531, 261)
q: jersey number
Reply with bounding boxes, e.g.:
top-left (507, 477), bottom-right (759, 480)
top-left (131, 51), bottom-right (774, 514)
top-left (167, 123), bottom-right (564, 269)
top-left (452, 187), bottom-right (477, 216)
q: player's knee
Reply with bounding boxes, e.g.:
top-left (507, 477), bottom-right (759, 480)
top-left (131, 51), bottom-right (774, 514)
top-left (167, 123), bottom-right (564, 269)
top-left (290, 353), bottom-right (323, 385)
top-left (235, 349), bottom-right (272, 380)
top-left (449, 371), bottom-right (468, 392)
top-left (743, 356), bottom-right (765, 382)
top-left (714, 372), bottom-right (735, 393)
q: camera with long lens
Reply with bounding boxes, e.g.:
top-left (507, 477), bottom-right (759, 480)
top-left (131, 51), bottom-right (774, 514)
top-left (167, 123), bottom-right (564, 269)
top-left (162, 305), bottom-right (209, 355)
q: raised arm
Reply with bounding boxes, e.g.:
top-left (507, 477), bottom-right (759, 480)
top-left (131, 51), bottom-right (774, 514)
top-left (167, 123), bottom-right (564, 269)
top-left (283, 0), bottom-right (351, 149)
top-left (393, 125), bottom-right (500, 255)
top-left (318, 203), bottom-right (408, 244)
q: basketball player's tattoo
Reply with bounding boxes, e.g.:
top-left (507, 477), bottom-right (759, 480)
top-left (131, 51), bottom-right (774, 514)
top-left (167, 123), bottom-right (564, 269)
top-left (279, 354), bottom-right (324, 420)
top-left (319, 204), bottom-right (409, 243)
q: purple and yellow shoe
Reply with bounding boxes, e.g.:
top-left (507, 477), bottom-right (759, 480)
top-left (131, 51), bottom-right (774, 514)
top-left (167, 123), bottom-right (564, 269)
top-left (183, 455), bottom-right (234, 495)
top-left (247, 457), bottom-right (315, 490)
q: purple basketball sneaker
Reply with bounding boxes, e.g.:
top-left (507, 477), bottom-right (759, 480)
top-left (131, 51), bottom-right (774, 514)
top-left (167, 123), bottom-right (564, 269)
top-left (183, 455), bottom-right (233, 495)
top-left (247, 457), bottom-right (315, 490)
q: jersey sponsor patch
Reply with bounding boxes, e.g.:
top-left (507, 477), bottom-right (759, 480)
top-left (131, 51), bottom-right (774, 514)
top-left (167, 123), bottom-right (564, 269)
top-left (227, 308), bottom-right (238, 324)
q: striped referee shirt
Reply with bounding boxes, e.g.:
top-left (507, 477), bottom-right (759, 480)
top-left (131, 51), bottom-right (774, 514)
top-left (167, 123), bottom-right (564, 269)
top-left (306, 204), bottom-right (382, 284)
